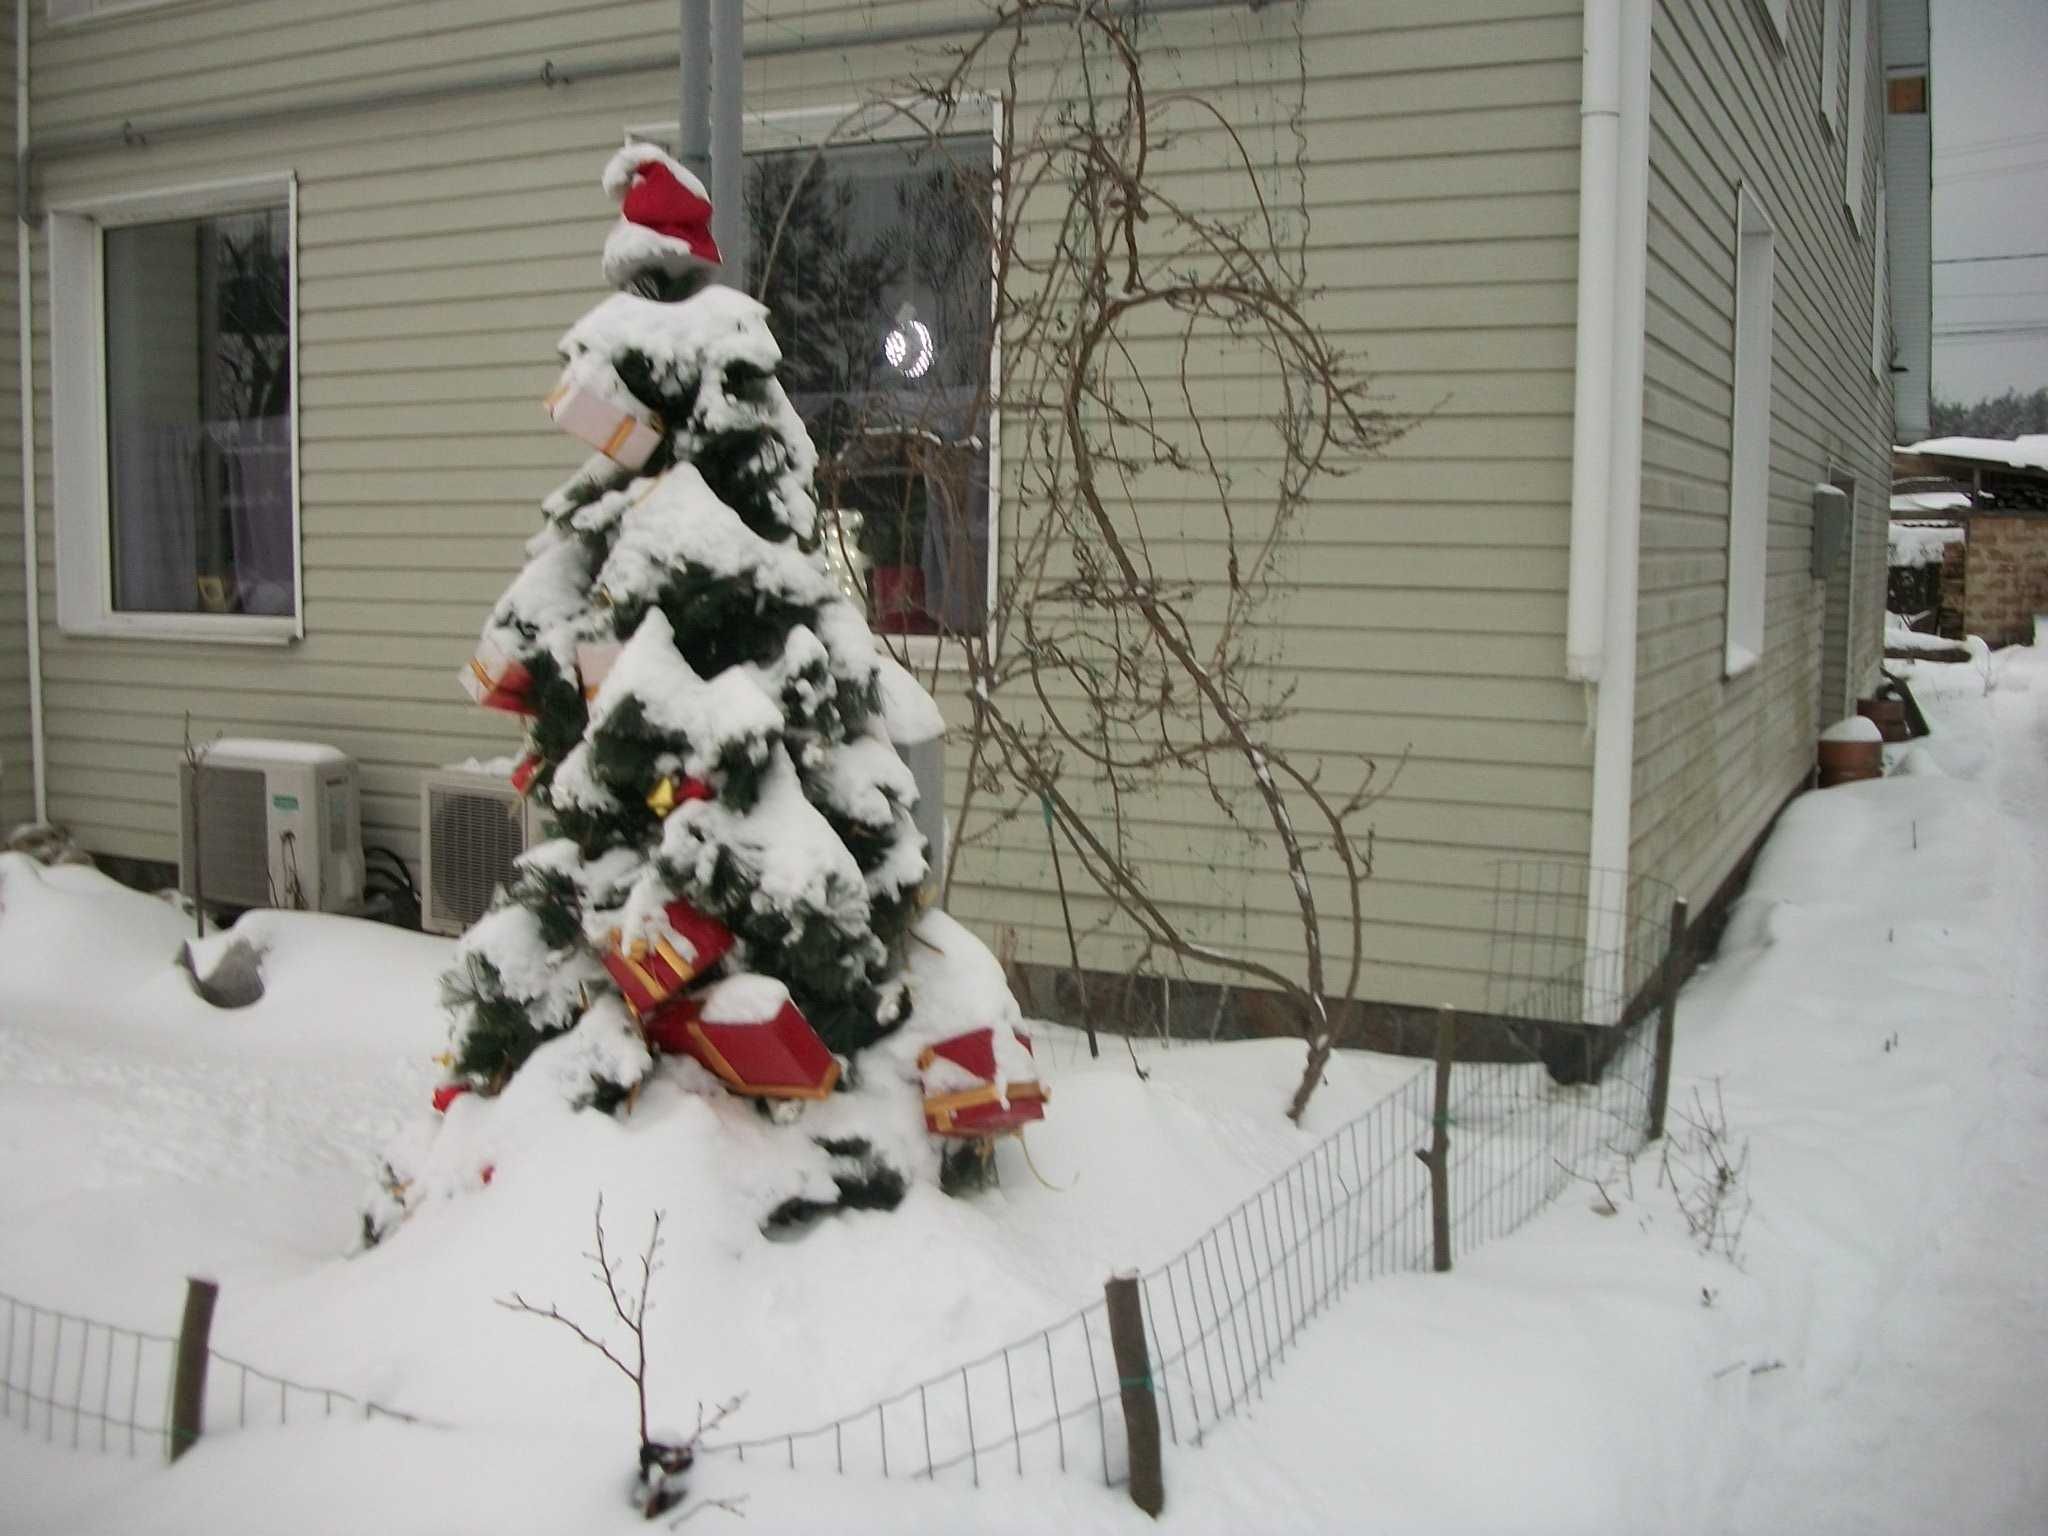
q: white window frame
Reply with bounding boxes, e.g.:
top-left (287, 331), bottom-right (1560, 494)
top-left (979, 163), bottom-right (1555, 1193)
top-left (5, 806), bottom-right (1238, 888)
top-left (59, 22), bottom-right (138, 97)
top-left (50, 172), bottom-right (302, 644)
top-left (1843, 0), bottom-right (1871, 230)
top-left (1871, 184), bottom-right (1889, 379)
top-left (1726, 186), bottom-right (1775, 679)
top-left (1819, 0), bottom-right (1844, 138)
top-left (625, 102), bottom-right (1002, 672)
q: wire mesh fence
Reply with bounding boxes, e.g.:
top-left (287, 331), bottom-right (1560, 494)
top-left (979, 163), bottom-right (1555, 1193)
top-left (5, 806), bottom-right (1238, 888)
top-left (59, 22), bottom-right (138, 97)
top-left (0, 1287), bottom-right (418, 1461)
top-left (702, 861), bottom-right (1687, 1484)
top-left (7, 862), bottom-right (1684, 1492)
top-left (1, 1292), bottom-right (178, 1457)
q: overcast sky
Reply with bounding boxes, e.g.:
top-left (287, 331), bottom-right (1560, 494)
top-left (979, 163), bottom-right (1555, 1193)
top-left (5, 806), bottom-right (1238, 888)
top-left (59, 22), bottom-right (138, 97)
top-left (1930, 0), bottom-right (2048, 404)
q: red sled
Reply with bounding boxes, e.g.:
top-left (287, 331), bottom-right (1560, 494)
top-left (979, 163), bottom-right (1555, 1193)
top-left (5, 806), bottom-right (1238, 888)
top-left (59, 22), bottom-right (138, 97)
top-left (641, 985), bottom-right (840, 1101)
top-left (603, 901), bottom-right (735, 1017)
top-left (919, 1028), bottom-right (1048, 1138)
top-left (462, 637), bottom-right (536, 717)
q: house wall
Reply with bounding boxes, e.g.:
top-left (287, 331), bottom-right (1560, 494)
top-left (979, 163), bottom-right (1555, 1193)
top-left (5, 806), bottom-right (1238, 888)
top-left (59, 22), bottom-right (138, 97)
top-left (22, 0), bottom-right (1593, 1012)
top-left (0, 5), bottom-right (27, 833)
top-left (1633, 0), bottom-right (1893, 912)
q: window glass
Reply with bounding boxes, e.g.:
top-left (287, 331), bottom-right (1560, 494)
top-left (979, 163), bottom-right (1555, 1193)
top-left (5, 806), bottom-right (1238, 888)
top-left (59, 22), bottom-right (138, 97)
top-left (103, 206), bottom-right (293, 616)
top-left (744, 136), bottom-right (992, 637)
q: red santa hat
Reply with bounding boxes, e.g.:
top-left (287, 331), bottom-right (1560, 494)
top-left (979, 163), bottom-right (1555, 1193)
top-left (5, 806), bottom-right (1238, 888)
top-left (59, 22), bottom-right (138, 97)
top-left (601, 142), bottom-right (723, 291)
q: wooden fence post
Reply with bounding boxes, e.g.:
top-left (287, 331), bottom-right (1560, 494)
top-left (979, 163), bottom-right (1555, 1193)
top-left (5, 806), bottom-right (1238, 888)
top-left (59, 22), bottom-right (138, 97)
top-left (1646, 898), bottom-right (1690, 1142)
top-left (1104, 1271), bottom-right (1163, 1517)
top-left (1429, 1008), bottom-right (1454, 1273)
top-left (169, 1276), bottom-right (218, 1463)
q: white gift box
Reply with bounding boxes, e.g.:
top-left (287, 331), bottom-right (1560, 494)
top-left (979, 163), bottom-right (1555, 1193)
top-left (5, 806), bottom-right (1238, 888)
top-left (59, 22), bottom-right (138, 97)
top-left (543, 375), bottom-right (664, 469)
top-left (576, 639), bottom-right (624, 701)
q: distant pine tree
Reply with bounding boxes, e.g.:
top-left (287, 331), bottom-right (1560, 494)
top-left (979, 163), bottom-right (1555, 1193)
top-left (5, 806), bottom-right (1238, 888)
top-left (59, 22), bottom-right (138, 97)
top-left (1929, 386), bottom-right (2048, 438)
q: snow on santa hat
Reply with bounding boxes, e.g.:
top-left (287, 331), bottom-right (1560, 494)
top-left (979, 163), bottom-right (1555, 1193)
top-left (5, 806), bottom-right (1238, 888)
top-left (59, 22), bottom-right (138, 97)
top-left (601, 142), bottom-right (723, 292)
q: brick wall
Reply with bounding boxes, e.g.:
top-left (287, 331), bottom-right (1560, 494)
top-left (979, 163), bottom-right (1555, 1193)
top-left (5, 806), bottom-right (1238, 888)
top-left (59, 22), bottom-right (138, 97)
top-left (1963, 517), bottom-right (2048, 646)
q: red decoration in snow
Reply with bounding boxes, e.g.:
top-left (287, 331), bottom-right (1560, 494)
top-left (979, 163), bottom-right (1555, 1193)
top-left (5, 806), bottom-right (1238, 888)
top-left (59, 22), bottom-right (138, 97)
top-left (461, 637), bottom-right (536, 717)
top-left (510, 753), bottom-right (543, 798)
top-left (639, 988), bottom-right (840, 1101)
top-left (603, 901), bottom-right (735, 1017)
top-left (431, 1082), bottom-right (472, 1114)
top-left (919, 1028), bottom-right (1048, 1138)
top-left (620, 161), bottom-right (722, 267)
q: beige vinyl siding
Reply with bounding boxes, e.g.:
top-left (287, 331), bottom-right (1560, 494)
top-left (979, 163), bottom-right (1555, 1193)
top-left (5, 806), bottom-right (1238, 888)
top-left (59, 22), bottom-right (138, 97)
top-left (1633, 0), bottom-right (1891, 910)
top-left (27, 0), bottom-right (1589, 1012)
top-left (0, 7), bottom-right (28, 832)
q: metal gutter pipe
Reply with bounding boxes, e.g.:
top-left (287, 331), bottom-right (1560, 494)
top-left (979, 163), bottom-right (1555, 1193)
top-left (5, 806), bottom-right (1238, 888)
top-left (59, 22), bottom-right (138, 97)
top-left (678, 0), bottom-right (710, 189)
top-left (710, 0), bottom-right (745, 277)
top-left (1566, 0), bottom-right (1620, 683)
top-left (16, 0), bottom-right (44, 822)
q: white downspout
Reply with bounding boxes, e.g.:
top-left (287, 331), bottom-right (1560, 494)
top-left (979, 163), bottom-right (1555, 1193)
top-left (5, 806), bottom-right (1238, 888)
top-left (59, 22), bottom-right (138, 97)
top-left (1566, 0), bottom-right (1620, 683)
top-left (15, 0), bottom-right (43, 823)
top-left (1578, 0), bottom-right (1653, 1015)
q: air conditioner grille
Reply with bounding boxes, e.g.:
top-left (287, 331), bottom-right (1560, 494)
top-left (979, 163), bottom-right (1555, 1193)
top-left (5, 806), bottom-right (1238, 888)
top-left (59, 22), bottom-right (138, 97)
top-left (188, 764), bottom-right (272, 908)
top-left (429, 787), bottom-right (525, 931)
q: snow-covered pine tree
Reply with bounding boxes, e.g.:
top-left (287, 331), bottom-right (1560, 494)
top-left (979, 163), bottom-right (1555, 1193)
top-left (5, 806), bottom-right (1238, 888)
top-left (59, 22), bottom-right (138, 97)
top-left (425, 145), bottom-right (963, 1208)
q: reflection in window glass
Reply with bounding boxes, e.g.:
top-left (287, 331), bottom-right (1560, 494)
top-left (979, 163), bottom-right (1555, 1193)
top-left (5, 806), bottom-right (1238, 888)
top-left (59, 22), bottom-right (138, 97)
top-left (744, 136), bottom-right (992, 636)
top-left (103, 206), bottom-right (293, 616)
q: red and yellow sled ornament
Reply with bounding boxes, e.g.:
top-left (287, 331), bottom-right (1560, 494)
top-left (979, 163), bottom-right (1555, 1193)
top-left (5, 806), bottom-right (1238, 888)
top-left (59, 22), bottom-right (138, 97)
top-left (919, 1028), bottom-right (1049, 1137)
top-left (640, 987), bottom-right (840, 1101)
top-left (602, 901), bottom-right (735, 1017)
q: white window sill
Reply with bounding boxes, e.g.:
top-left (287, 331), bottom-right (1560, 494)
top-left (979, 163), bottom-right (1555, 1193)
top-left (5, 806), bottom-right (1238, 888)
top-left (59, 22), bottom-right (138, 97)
top-left (886, 632), bottom-right (978, 674)
top-left (1724, 642), bottom-right (1762, 679)
top-left (60, 613), bottom-right (301, 645)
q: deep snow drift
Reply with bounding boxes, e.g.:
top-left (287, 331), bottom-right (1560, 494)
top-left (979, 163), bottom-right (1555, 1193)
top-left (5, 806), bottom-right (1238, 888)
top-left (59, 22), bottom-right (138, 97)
top-left (5, 633), bottom-right (2048, 1533)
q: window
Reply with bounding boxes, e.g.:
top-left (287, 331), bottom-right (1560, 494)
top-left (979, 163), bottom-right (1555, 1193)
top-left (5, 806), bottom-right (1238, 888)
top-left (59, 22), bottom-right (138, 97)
top-left (1871, 185), bottom-right (1889, 379)
top-left (1726, 187), bottom-right (1776, 678)
top-left (1820, 0), bottom-right (1844, 137)
top-left (1887, 75), bottom-right (1927, 114)
top-left (741, 122), bottom-right (996, 649)
top-left (52, 175), bottom-right (300, 642)
top-left (1843, 0), bottom-right (1871, 230)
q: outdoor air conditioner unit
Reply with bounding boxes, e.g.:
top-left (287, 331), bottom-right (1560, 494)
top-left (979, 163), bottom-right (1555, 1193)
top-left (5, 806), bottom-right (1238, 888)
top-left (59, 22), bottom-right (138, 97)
top-left (419, 764), bottom-right (554, 937)
top-left (178, 739), bottom-right (365, 914)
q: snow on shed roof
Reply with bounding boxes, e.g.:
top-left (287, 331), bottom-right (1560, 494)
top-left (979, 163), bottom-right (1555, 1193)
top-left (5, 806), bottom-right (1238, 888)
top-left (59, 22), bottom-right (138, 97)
top-left (1907, 435), bottom-right (2048, 473)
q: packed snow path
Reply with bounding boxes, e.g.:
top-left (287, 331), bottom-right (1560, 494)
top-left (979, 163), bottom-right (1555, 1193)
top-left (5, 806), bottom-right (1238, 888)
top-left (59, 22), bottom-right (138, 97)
top-left (1718, 627), bottom-right (2048, 1534)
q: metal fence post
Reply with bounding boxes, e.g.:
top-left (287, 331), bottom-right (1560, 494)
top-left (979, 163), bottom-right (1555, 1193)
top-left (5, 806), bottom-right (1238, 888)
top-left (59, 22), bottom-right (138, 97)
top-left (169, 1277), bottom-right (218, 1463)
top-left (1104, 1272), bottom-right (1163, 1517)
top-left (1646, 898), bottom-right (1690, 1141)
top-left (1427, 1009), bottom-right (1455, 1273)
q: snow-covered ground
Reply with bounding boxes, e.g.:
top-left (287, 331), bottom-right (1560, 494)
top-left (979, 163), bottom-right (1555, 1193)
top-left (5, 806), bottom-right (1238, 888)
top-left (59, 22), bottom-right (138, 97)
top-left (5, 630), bottom-right (2047, 1534)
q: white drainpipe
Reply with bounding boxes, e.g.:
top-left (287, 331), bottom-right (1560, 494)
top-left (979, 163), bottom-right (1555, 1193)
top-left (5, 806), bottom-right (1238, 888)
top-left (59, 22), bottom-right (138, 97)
top-left (1572, 0), bottom-right (1653, 1014)
top-left (1566, 0), bottom-right (1620, 683)
top-left (16, 0), bottom-right (44, 823)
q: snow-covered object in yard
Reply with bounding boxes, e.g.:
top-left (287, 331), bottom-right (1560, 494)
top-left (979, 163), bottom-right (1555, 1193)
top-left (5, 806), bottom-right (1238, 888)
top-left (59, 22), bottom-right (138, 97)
top-left (920, 1027), bottom-right (1047, 1137)
top-left (1820, 715), bottom-right (1884, 745)
top-left (1887, 520), bottom-right (1966, 569)
top-left (1890, 488), bottom-right (1973, 515)
top-left (422, 147), bottom-right (1007, 1232)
